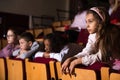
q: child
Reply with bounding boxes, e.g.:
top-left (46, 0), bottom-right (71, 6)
top-left (34, 32), bottom-right (83, 62)
top-left (66, 0), bottom-right (90, 43)
top-left (62, 7), bottom-right (120, 74)
top-left (0, 28), bottom-right (21, 58)
top-left (12, 32), bottom-right (39, 59)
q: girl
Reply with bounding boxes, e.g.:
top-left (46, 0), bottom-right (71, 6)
top-left (12, 32), bottom-right (39, 59)
top-left (0, 28), bottom-right (21, 58)
top-left (62, 7), bottom-right (120, 74)
top-left (34, 32), bottom-right (83, 62)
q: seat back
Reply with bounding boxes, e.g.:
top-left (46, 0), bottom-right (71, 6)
top-left (30, 57), bottom-right (57, 80)
top-left (101, 67), bottom-right (110, 80)
top-left (62, 68), bottom-right (97, 80)
top-left (52, 21), bottom-right (61, 28)
top-left (54, 27), bottom-right (65, 32)
top-left (6, 58), bottom-right (25, 80)
top-left (34, 28), bottom-right (43, 38)
top-left (43, 27), bottom-right (53, 36)
top-left (110, 73), bottom-right (120, 80)
top-left (25, 59), bottom-right (49, 80)
top-left (0, 58), bottom-right (6, 80)
top-left (77, 29), bottom-right (89, 45)
top-left (56, 61), bottom-right (62, 80)
top-left (61, 20), bottom-right (71, 26)
top-left (49, 61), bottom-right (57, 80)
top-left (75, 68), bottom-right (96, 80)
top-left (26, 29), bottom-right (34, 35)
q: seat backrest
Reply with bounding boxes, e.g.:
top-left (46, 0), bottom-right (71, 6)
top-left (1, 39), bottom-right (7, 49)
top-left (6, 58), bottom-right (25, 80)
top-left (101, 67), bottom-right (110, 80)
top-left (35, 38), bottom-right (43, 43)
top-left (54, 27), bottom-right (65, 32)
top-left (52, 21), bottom-right (61, 28)
top-left (77, 29), bottom-right (89, 45)
top-left (25, 59), bottom-right (49, 80)
top-left (49, 61), bottom-right (57, 80)
top-left (62, 68), bottom-right (97, 80)
top-left (43, 27), bottom-right (53, 36)
top-left (110, 73), bottom-right (120, 80)
top-left (34, 28), bottom-right (43, 38)
top-left (26, 29), bottom-right (34, 35)
top-left (0, 58), bottom-right (6, 80)
top-left (75, 68), bottom-right (97, 80)
top-left (61, 20), bottom-right (71, 26)
top-left (56, 61), bottom-right (62, 80)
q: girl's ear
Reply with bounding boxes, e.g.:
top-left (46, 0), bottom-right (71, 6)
top-left (28, 41), bottom-right (33, 47)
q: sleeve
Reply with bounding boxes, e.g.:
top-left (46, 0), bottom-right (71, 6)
top-left (34, 51), bottom-right (44, 58)
top-left (12, 49), bottom-right (20, 56)
top-left (74, 34), bottom-right (96, 58)
top-left (49, 47), bottom-right (69, 61)
top-left (22, 41), bottom-right (40, 58)
top-left (81, 50), bottom-right (102, 66)
top-left (0, 44), bottom-right (12, 57)
top-left (70, 15), bottom-right (82, 31)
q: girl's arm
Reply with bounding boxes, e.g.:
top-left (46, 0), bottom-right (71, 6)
top-left (74, 33), bottom-right (96, 58)
top-left (0, 44), bottom-right (13, 57)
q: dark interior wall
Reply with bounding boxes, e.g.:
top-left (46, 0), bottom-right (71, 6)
top-left (0, 0), bottom-right (69, 18)
top-left (0, 12), bottom-right (29, 38)
top-left (0, 0), bottom-right (69, 38)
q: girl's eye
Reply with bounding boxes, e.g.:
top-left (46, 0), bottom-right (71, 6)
top-left (88, 20), bottom-right (93, 23)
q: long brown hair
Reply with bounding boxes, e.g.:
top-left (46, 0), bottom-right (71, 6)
top-left (87, 7), bottom-right (120, 62)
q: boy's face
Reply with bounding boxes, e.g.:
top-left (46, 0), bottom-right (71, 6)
top-left (7, 30), bottom-right (16, 44)
top-left (86, 13), bottom-right (98, 34)
top-left (19, 38), bottom-right (32, 50)
top-left (44, 39), bottom-right (51, 52)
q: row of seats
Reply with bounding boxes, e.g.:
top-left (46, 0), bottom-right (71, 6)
top-left (0, 57), bottom-right (120, 80)
top-left (26, 20), bottom-right (72, 38)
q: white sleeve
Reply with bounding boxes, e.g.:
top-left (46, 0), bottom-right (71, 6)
top-left (74, 34), bottom-right (96, 58)
top-left (49, 53), bottom-right (62, 61)
top-left (49, 47), bottom-right (69, 62)
top-left (34, 52), bottom-right (44, 58)
top-left (81, 50), bottom-right (102, 66)
top-left (12, 49), bottom-right (20, 56)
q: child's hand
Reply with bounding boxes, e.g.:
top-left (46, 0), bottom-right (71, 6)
top-left (43, 52), bottom-right (50, 58)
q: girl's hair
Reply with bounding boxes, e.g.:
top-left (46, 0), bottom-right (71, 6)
top-left (7, 28), bottom-right (22, 36)
top-left (87, 7), bottom-right (120, 62)
top-left (20, 32), bottom-right (35, 42)
top-left (44, 31), bottom-right (68, 53)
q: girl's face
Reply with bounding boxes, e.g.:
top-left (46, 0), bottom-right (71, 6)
top-left (86, 13), bottom-right (98, 34)
top-left (7, 30), bottom-right (16, 44)
top-left (19, 38), bottom-right (31, 50)
top-left (44, 39), bottom-right (51, 52)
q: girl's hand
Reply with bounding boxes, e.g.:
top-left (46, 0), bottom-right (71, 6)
top-left (43, 52), bottom-right (50, 58)
top-left (61, 57), bottom-right (77, 74)
top-left (69, 58), bottom-right (82, 74)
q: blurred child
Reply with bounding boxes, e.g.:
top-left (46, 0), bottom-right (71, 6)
top-left (12, 32), bottom-right (39, 59)
top-left (34, 32), bottom-right (83, 62)
top-left (0, 28), bottom-right (21, 58)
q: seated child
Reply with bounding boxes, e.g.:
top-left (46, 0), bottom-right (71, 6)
top-left (12, 32), bottom-right (39, 59)
top-left (0, 28), bottom-right (21, 58)
top-left (34, 32), bottom-right (83, 62)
